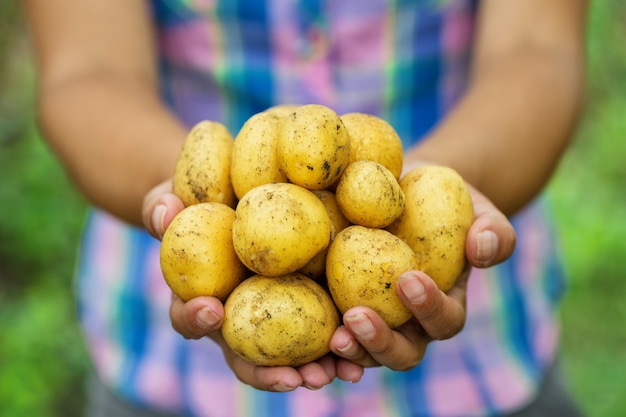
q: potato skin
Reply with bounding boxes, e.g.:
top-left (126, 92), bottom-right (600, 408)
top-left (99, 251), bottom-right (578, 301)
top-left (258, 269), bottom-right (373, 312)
top-left (221, 273), bottom-right (340, 367)
top-left (278, 104), bottom-right (351, 190)
top-left (387, 165), bottom-right (474, 292)
top-left (173, 121), bottom-right (236, 208)
top-left (335, 160), bottom-right (405, 228)
top-left (340, 112), bottom-right (404, 180)
top-left (263, 103), bottom-right (300, 118)
top-left (160, 202), bottom-right (249, 302)
top-left (298, 190), bottom-right (352, 279)
top-left (231, 111), bottom-right (289, 200)
top-left (232, 182), bottom-right (332, 277)
top-left (326, 225), bottom-right (418, 328)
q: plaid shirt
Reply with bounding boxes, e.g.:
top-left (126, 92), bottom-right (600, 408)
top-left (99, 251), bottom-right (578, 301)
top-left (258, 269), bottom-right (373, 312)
top-left (76, 1), bottom-right (565, 416)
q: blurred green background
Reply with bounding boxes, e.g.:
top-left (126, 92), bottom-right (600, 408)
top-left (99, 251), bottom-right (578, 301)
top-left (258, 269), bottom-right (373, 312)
top-left (1, 2), bottom-right (625, 416)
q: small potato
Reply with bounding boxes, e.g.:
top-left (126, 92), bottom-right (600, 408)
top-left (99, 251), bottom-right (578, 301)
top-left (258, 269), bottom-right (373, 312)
top-left (222, 273), bottom-right (340, 367)
top-left (298, 190), bottom-right (352, 279)
top-left (173, 120), bottom-right (236, 208)
top-left (335, 160), bottom-right (405, 228)
top-left (160, 202), bottom-right (249, 302)
top-left (231, 111), bottom-right (288, 200)
top-left (387, 165), bottom-right (474, 292)
top-left (326, 225), bottom-right (418, 328)
top-left (232, 183), bottom-right (332, 277)
top-left (340, 112), bottom-right (404, 179)
top-left (278, 104), bottom-right (351, 190)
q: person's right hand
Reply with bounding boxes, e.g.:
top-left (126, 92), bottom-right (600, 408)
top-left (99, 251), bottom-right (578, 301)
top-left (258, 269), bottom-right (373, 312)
top-left (142, 179), bottom-right (365, 391)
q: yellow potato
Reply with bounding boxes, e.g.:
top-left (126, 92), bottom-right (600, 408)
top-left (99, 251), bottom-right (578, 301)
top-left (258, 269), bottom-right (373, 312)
top-left (263, 103), bottom-right (300, 118)
top-left (232, 182), bottom-right (332, 276)
top-left (278, 104), bottom-right (351, 190)
top-left (222, 273), bottom-right (340, 367)
top-left (386, 165), bottom-right (474, 292)
top-left (298, 190), bottom-right (352, 279)
top-left (231, 111), bottom-right (288, 200)
top-left (173, 120), bottom-right (236, 208)
top-left (340, 112), bottom-right (404, 179)
top-left (326, 225), bottom-right (418, 328)
top-left (335, 160), bottom-right (405, 228)
top-left (160, 202), bottom-right (249, 302)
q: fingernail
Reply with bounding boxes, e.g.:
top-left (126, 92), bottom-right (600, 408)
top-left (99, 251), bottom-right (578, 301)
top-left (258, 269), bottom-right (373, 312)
top-left (344, 313), bottom-right (375, 341)
top-left (476, 230), bottom-right (498, 264)
top-left (272, 382), bottom-right (297, 392)
top-left (336, 339), bottom-right (354, 354)
top-left (152, 204), bottom-right (167, 239)
top-left (397, 274), bottom-right (427, 305)
top-left (303, 383), bottom-right (322, 391)
top-left (196, 307), bottom-right (220, 329)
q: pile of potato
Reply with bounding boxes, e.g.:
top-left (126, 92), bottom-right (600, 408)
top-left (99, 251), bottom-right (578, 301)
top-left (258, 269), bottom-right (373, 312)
top-left (159, 104), bottom-right (474, 367)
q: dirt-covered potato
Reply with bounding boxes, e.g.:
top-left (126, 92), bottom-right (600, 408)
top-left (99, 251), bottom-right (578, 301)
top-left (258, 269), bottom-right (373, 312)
top-left (232, 182), bottom-right (332, 277)
top-left (160, 202), bottom-right (249, 302)
top-left (172, 120), bottom-right (236, 208)
top-left (326, 225), bottom-right (418, 328)
top-left (298, 190), bottom-right (352, 279)
top-left (278, 104), bottom-right (351, 190)
top-left (263, 103), bottom-right (300, 118)
top-left (387, 165), bottom-right (474, 292)
top-left (221, 273), bottom-right (340, 367)
top-left (335, 160), bottom-right (405, 228)
top-left (231, 111), bottom-right (288, 200)
top-left (340, 112), bottom-right (404, 180)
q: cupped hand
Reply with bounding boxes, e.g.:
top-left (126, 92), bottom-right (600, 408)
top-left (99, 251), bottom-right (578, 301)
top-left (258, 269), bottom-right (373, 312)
top-left (330, 183), bottom-right (516, 370)
top-left (169, 292), bottom-right (363, 391)
top-left (142, 179), bottom-right (363, 391)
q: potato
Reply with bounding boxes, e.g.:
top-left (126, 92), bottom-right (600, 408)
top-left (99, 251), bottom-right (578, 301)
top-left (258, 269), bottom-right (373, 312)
top-left (232, 182), bottom-right (332, 277)
top-left (386, 165), bottom-right (474, 292)
top-left (231, 111), bottom-right (288, 200)
top-left (278, 104), bottom-right (351, 190)
top-left (298, 190), bottom-right (352, 279)
top-left (160, 202), bottom-right (249, 302)
top-left (326, 225), bottom-right (418, 328)
top-left (340, 112), bottom-right (404, 179)
top-left (335, 160), bottom-right (405, 228)
top-left (222, 273), bottom-right (340, 367)
top-left (263, 103), bottom-right (300, 118)
top-left (173, 120), bottom-right (236, 208)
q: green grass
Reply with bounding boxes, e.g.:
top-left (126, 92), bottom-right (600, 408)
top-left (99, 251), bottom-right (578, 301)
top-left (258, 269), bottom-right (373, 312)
top-left (1, 1), bottom-right (625, 416)
top-left (0, 130), bottom-right (90, 417)
top-left (546, 2), bottom-right (626, 415)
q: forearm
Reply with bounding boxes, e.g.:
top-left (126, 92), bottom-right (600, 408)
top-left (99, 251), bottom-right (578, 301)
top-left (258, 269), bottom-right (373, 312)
top-left (37, 72), bottom-right (186, 225)
top-left (407, 48), bottom-right (585, 216)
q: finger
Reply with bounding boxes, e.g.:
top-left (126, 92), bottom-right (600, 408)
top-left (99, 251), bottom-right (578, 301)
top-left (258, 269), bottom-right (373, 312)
top-left (142, 179), bottom-right (185, 240)
top-left (396, 270), bottom-right (468, 341)
top-left (297, 356), bottom-right (336, 390)
top-left (169, 294), bottom-right (224, 339)
top-left (340, 307), bottom-right (428, 371)
top-left (330, 325), bottom-right (378, 368)
top-left (335, 358), bottom-right (365, 383)
top-left (465, 185), bottom-right (517, 268)
top-left (213, 333), bottom-right (304, 392)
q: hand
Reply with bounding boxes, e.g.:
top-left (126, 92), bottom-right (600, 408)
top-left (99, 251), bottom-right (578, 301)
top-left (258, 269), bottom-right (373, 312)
top-left (170, 293), bottom-right (364, 391)
top-left (142, 180), bottom-right (364, 391)
top-left (329, 183), bottom-right (516, 370)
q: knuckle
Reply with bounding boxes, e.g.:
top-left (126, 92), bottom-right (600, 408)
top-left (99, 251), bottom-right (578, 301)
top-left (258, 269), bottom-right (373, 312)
top-left (431, 318), bottom-right (465, 341)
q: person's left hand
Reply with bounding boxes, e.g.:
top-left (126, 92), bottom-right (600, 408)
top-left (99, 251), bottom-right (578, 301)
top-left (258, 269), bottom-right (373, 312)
top-left (329, 182), bottom-right (516, 370)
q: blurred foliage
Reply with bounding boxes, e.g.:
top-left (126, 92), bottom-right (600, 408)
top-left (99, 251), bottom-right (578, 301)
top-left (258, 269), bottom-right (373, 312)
top-left (0, 1), bottom-right (625, 417)
top-left (547, 1), bottom-right (626, 416)
top-left (0, 4), bottom-right (89, 417)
